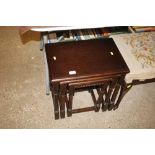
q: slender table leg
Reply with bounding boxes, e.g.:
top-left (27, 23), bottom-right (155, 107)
top-left (59, 84), bottom-right (67, 118)
top-left (67, 86), bottom-right (74, 117)
top-left (114, 80), bottom-right (132, 110)
top-left (95, 86), bottom-right (105, 112)
top-left (52, 84), bottom-right (59, 120)
top-left (102, 80), bottom-right (116, 111)
top-left (108, 82), bottom-right (120, 110)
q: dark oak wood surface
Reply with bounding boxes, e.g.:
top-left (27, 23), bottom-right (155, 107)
top-left (45, 38), bottom-right (129, 83)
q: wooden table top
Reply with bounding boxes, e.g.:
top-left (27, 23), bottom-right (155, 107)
top-left (45, 38), bottom-right (129, 83)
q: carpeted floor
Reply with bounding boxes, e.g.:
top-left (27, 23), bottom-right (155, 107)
top-left (0, 26), bottom-right (155, 128)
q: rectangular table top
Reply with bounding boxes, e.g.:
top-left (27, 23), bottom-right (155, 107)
top-left (45, 38), bottom-right (129, 83)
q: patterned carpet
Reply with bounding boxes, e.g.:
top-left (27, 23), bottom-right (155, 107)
top-left (0, 27), bottom-right (155, 128)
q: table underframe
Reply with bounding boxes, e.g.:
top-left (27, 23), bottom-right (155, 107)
top-left (51, 76), bottom-right (127, 119)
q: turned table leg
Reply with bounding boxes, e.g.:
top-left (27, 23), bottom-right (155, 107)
top-left (102, 80), bottom-right (116, 111)
top-left (67, 86), bottom-right (75, 117)
top-left (109, 83), bottom-right (120, 110)
top-left (52, 84), bottom-right (59, 120)
top-left (59, 84), bottom-right (67, 118)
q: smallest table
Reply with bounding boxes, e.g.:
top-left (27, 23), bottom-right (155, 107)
top-left (45, 38), bottom-right (129, 119)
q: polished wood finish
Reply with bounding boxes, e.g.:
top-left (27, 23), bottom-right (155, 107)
top-left (45, 39), bottom-right (129, 83)
top-left (45, 38), bottom-right (130, 119)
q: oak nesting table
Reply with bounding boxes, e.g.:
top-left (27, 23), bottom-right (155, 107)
top-left (45, 38), bottom-right (129, 119)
